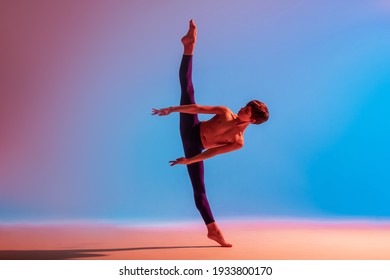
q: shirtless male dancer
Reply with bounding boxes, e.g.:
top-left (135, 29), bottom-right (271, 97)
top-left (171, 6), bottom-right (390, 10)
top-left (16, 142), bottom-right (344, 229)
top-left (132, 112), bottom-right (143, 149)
top-left (152, 20), bottom-right (269, 247)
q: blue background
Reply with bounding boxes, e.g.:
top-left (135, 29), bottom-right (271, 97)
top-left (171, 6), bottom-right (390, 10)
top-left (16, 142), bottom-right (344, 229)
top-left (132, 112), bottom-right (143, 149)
top-left (1, 0), bottom-right (389, 223)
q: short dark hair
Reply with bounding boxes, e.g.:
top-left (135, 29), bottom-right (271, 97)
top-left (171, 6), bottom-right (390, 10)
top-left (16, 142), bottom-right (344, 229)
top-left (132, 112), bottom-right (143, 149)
top-left (247, 100), bottom-right (269, 124)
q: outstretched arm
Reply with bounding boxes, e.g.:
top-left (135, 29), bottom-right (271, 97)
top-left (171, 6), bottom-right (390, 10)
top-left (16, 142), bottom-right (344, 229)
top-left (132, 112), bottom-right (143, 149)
top-left (170, 142), bottom-right (243, 166)
top-left (152, 104), bottom-right (229, 116)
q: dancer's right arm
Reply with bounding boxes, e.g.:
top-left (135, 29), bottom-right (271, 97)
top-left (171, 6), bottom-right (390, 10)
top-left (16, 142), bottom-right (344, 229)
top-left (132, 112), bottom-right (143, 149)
top-left (152, 105), bottom-right (229, 116)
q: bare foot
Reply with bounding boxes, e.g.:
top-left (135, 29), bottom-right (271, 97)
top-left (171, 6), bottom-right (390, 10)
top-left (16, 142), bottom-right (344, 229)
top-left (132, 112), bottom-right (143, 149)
top-left (181, 19), bottom-right (197, 55)
top-left (207, 222), bottom-right (233, 247)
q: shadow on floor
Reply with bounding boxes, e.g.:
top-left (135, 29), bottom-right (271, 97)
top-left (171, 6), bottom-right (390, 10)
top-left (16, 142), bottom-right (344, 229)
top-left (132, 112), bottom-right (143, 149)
top-left (0, 245), bottom-right (220, 260)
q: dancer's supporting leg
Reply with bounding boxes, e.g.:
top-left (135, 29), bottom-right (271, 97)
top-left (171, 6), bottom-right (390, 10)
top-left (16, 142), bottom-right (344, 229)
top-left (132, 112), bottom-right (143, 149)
top-left (179, 20), bottom-right (232, 247)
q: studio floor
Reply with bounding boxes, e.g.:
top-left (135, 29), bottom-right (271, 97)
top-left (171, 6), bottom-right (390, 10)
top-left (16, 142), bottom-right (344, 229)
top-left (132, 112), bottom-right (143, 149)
top-left (1, 220), bottom-right (390, 260)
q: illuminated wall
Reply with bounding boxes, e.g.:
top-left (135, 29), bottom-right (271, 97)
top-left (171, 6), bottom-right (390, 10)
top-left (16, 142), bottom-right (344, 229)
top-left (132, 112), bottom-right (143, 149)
top-left (1, 0), bottom-right (389, 222)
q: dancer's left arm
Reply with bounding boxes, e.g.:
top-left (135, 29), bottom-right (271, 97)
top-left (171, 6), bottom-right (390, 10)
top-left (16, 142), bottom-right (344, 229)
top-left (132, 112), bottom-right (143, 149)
top-left (169, 142), bottom-right (243, 166)
top-left (152, 105), bottom-right (229, 116)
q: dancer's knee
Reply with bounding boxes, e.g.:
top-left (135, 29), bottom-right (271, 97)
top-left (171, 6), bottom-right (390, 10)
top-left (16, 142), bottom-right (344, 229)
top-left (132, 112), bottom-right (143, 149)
top-left (194, 192), bottom-right (207, 211)
top-left (179, 80), bottom-right (194, 93)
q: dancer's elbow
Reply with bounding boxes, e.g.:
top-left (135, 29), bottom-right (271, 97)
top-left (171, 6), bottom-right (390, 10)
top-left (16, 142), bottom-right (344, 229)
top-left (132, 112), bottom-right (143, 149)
top-left (197, 105), bottom-right (229, 114)
top-left (230, 142), bottom-right (244, 152)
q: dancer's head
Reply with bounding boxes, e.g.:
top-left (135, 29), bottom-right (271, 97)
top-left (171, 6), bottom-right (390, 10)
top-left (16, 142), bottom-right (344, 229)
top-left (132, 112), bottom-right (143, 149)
top-left (248, 100), bottom-right (269, 124)
top-left (238, 100), bottom-right (269, 124)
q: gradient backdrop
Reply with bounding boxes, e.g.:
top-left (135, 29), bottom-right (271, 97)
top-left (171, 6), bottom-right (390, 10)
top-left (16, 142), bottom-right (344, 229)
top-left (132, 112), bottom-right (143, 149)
top-left (1, 0), bottom-right (389, 224)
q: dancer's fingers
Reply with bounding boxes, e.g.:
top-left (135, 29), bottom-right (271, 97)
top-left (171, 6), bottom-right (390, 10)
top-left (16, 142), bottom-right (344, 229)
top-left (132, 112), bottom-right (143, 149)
top-left (152, 108), bottom-right (166, 116)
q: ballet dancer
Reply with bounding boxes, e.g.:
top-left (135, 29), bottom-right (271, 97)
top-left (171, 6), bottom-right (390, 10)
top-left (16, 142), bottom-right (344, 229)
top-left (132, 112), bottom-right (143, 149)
top-left (152, 20), bottom-right (269, 247)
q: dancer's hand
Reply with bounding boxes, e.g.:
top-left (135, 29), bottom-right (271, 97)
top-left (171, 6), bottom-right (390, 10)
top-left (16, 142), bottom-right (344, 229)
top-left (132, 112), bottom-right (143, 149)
top-left (152, 108), bottom-right (171, 116)
top-left (169, 157), bottom-right (191, 166)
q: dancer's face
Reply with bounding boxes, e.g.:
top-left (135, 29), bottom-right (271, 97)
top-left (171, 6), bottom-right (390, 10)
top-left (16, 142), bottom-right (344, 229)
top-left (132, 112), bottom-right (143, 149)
top-left (238, 105), bottom-right (254, 123)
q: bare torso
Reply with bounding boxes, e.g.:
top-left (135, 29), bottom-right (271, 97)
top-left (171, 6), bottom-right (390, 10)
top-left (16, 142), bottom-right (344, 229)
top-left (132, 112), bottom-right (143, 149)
top-left (200, 109), bottom-right (244, 149)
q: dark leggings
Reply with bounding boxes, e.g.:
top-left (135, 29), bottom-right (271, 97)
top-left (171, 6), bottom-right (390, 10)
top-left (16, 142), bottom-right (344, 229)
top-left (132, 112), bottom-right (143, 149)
top-left (179, 55), bottom-right (215, 225)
